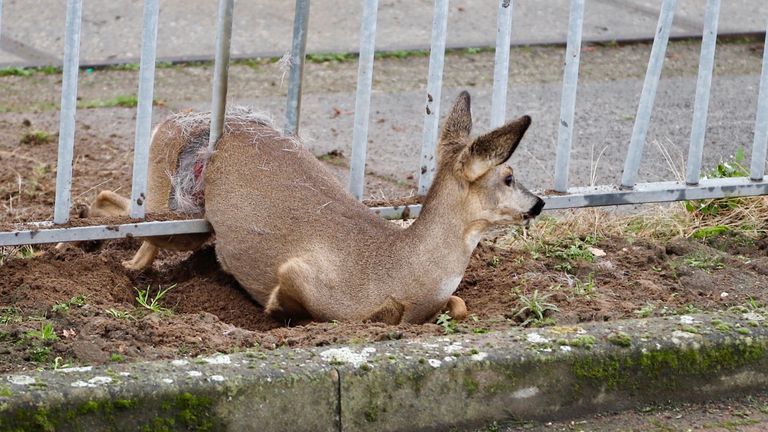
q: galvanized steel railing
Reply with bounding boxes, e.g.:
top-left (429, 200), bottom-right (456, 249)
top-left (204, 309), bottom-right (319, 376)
top-left (1, 0), bottom-right (767, 247)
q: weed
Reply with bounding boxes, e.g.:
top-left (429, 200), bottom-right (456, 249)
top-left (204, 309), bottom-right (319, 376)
top-left (24, 163), bottom-right (49, 197)
top-left (25, 322), bottom-right (58, 342)
top-left (306, 52), bottom-right (357, 63)
top-left (29, 346), bottom-right (51, 363)
top-left (488, 255), bottom-right (501, 268)
top-left (685, 148), bottom-right (749, 216)
top-left (110, 353), bottom-right (125, 363)
top-left (514, 290), bottom-right (559, 327)
top-left (436, 313), bottom-right (458, 335)
top-left (51, 294), bottom-right (87, 314)
top-left (135, 284), bottom-right (176, 313)
top-left (0, 307), bottom-right (22, 325)
top-left (107, 63), bottom-right (140, 71)
top-left (572, 272), bottom-right (597, 297)
top-left (50, 303), bottom-right (69, 314)
top-left (78, 95), bottom-right (140, 109)
top-left (20, 130), bottom-right (53, 146)
top-left (684, 254), bottom-right (724, 272)
top-left (0, 67), bottom-right (33, 77)
top-left (69, 294), bottom-right (87, 307)
top-left (528, 235), bottom-right (597, 267)
top-left (105, 308), bottom-right (134, 320)
top-left (746, 297), bottom-right (762, 310)
top-left (376, 49), bottom-right (429, 60)
top-left (676, 304), bottom-right (702, 315)
top-left (634, 303), bottom-right (655, 318)
top-left (52, 357), bottom-right (72, 370)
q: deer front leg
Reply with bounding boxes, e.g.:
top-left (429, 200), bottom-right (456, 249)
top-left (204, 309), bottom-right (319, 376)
top-left (445, 295), bottom-right (468, 321)
top-left (364, 296), bottom-right (407, 325)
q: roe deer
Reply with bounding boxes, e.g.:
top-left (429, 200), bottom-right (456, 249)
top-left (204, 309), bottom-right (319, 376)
top-left (87, 91), bottom-right (544, 324)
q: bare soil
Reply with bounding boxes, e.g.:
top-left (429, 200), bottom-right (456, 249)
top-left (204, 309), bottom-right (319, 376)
top-left (2, 111), bottom-right (768, 373)
top-left (1, 43), bottom-right (767, 373)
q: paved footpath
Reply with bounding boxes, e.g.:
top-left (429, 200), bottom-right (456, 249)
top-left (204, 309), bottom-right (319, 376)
top-left (0, 0), bottom-right (766, 67)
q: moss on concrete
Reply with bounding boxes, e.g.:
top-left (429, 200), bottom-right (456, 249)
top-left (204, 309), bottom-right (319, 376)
top-left (571, 337), bottom-right (767, 392)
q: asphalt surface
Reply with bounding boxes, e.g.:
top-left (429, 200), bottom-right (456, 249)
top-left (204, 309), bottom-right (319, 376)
top-left (0, 0), bottom-right (766, 67)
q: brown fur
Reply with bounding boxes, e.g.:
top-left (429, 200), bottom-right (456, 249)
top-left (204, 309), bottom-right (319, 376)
top-left (85, 92), bottom-right (543, 324)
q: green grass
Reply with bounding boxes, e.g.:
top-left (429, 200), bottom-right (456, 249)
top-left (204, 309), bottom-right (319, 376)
top-left (25, 322), bottom-right (58, 342)
top-left (0, 65), bottom-right (61, 76)
top-left (634, 303), bottom-right (655, 318)
top-left (51, 294), bottom-right (87, 314)
top-left (376, 49), bottom-right (430, 60)
top-left (685, 148), bottom-right (749, 216)
top-left (306, 52), bottom-right (357, 63)
top-left (105, 308), bottom-right (134, 320)
top-left (135, 284), bottom-right (176, 313)
top-left (514, 290), bottom-right (559, 327)
top-left (20, 130), bottom-right (53, 146)
top-left (684, 253), bottom-right (725, 272)
top-left (78, 95), bottom-right (140, 109)
top-left (0, 307), bottom-right (22, 325)
top-left (572, 272), bottom-right (597, 297)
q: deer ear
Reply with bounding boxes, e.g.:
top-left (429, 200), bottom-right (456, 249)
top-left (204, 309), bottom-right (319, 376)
top-left (440, 91), bottom-right (472, 142)
top-left (457, 115), bottom-right (531, 181)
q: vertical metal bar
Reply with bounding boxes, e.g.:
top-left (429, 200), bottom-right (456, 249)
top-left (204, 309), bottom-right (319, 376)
top-left (553, 0), bottom-right (585, 193)
top-left (750, 21), bottom-right (768, 181)
top-left (490, 0), bottom-right (514, 129)
top-left (284, 0), bottom-right (310, 136)
top-left (53, 0), bottom-right (83, 224)
top-left (129, 0), bottom-right (160, 218)
top-left (418, 0), bottom-right (449, 196)
top-left (621, 0), bottom-right (678, 188)
top-left (685, 0), bottom-right (720, 185)
top-left (348, 0), bottom-right (379, 200)
top-left (208, 0), bottom-right (235, 150)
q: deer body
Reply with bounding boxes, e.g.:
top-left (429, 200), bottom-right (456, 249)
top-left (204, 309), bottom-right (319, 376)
top-left (87, 92), bottom-right (543, 324)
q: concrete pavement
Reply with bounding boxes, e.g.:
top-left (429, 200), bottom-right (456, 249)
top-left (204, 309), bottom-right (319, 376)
top-left (0, 0), bottom-right (766, 67)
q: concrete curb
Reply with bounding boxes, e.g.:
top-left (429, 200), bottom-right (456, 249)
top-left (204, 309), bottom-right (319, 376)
top-left (1, 311), bottom-right (767, 431)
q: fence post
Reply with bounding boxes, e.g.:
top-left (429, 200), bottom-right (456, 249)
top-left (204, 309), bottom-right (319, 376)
top-left (284, 0), bottom-right (310, 136)
top-left (490, 0), bottom-right (514, 129)
top-left (208, 0), bottom-right (235, 150)
top-left (553, 0), bottom-right (585, 193)
top-left (621, 0), bottom-right (678, 189)
top-left (348, 0), bottom-right (379, 201)
top-left (417, 0), bottom-right (449, 196)
top-left (129, 0), bottom-right (161, 218)
top-left (685, 0), bottom-right (720, 185)
top-left (750, 20), bottom-right (768, 181)
top-left (53, 0), bottom-right (84, 224)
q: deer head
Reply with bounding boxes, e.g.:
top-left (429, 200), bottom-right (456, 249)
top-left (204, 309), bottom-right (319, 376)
top-left (428, 91), bottom-right (544, 228)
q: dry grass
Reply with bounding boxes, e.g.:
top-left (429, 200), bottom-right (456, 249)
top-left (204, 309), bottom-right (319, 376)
top-left (495, 196), bottom-right (768, 250)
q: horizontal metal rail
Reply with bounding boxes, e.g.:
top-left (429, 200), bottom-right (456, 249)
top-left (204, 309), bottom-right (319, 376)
top-left (4, 176), bottom-right (767, 247)
top-left (0, 220), bottom-right (211, 247)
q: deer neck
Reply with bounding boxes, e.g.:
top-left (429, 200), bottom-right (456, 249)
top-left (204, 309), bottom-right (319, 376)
top-left (404, 183), bottom-right (488, 265)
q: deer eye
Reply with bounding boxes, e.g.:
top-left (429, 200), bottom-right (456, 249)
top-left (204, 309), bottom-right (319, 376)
top-left (504, 175), bottom-right (513, 186)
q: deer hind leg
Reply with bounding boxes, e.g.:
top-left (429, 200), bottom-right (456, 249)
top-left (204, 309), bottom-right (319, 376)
top-left (265, 258), bottom-right (311, 321)
top-left (445, 295), bottom-right (468, 321)
top-left (122, 241), bottom-right (159, 270)
top-left (88, 190), bottom-right (131, 217)
top-left (55, 190), bottom-right (131, 251)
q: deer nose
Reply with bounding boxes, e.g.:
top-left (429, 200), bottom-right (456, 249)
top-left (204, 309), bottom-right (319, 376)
top-left (527, 198), bottom-right (545, 217)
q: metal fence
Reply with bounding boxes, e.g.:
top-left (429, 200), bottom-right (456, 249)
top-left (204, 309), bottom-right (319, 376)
top-left (0, 0), bottom-right (767, 247)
